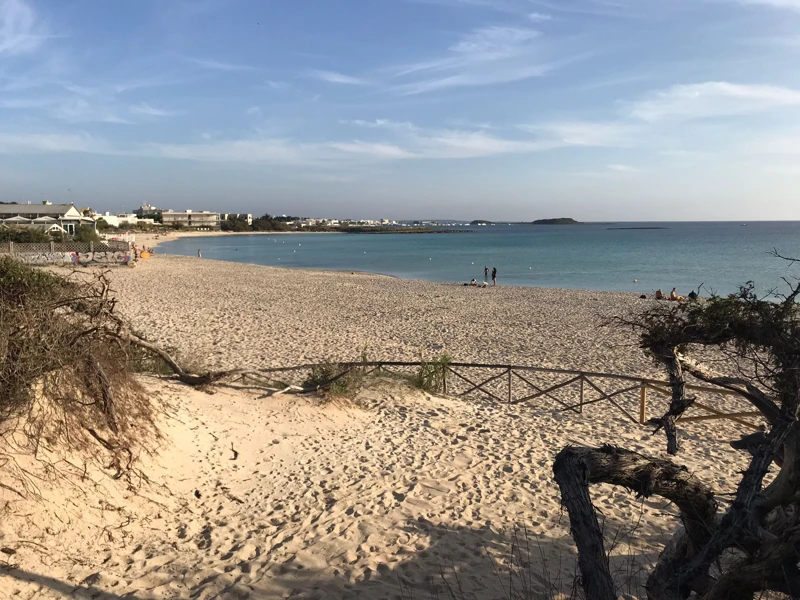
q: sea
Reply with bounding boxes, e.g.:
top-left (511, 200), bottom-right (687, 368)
top-left (157, 222), bottom-right (800, 297)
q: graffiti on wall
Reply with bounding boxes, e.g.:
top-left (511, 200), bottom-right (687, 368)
top-left (14, 251), bottom-right (131, 265)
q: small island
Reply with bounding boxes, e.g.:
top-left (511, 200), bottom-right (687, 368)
top-left (531, 218), bottom-right (581, 225)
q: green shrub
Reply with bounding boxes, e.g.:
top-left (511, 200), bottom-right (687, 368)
top-left (73, 224), bottom-right (100, 243)
top-left (414, 352), bottom-right (451, 394)
top-left (303, 359), bottom-right (364, 400)
top-left (0, 227), bottom-right (50, 243)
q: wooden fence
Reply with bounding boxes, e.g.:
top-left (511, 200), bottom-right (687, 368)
top-left (256, 361), bottom-right (764, 431)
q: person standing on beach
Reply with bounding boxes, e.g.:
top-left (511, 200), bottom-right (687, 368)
top-left (491, 267), bottom-right (497, 286)
top-left (197, 249), bottom-right (202, 258)
top-left (484, 266), bottom-right (489, 282)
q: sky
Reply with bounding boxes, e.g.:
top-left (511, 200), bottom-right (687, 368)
top-left (0, 0), bottom-right (799, 220)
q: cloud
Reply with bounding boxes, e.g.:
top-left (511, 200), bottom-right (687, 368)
top-left (0, 0), bottom-right (47, 55)
top-left (129, 102), bottom-right (177, 117)
top-left (186, 57), bottom-right (256, 72)
top-left (738, 0), bottom-right (800, 10)
top-left (54, 98), bottom-right (133, 124)
top-left (518, 121), bottom-right (633, 146)
top-left (387, 26), bottom-right (552, 94)
top-left (660, 149), bottom-right (711, 159)
top-left (266, 80), bottom-right (293, 92)
top-left (626, 82), bottom-right (800, 121)
top-left (310, 70), bottom-right (369, 85)
top-left (145, 138), bottom-right (309, 164)
top-left (329, 141), bottom-right (415, 158)
top-left (528, 12), bottom-right (552, 21)
top-left (607, 164), bottom-right (638, 172)
top-left (0, 96), bottom-right (56, 109)
top-left (343, 119), bottom-right (570, 158)
top-left (0, 132), bottom-right (113, 154)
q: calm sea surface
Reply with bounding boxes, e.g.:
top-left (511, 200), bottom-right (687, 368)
top-left (158, 222), bottom-right (800, 296)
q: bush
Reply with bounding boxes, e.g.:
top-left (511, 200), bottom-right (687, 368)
top-left (0, 257), bottom-right (156, 481)
top-left (73, 224), bottom-right (100, 243)
top-left (303, 359), bottom-right (365, 400)
top-left (0, 226), bottom-right (50, 243)
top-left (414, 352), bottom-right (451, 394)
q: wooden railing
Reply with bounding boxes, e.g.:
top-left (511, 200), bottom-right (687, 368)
top-left (256, 361), bottom-right (764, 431)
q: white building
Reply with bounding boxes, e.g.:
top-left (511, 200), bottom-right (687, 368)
top-left (162, 210), bottom-right (221, 230)
top-left (0, 202), bottom-right (94, 236)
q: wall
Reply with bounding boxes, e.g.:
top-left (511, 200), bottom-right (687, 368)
top-left (13, 251), bottom-right (131, 265)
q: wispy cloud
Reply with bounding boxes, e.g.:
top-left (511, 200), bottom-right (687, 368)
top-left (54, 98), bottom-right (133, 124)
top-left (129, 102), bottom-right (178, 117)
top-left (387, 26), bottom-right (552, 94)
top-left (266, 80), bottom-right (293, 92)
top-left (0, 132), bottom-right (114, 154)
top-left (738, 0), bottom-right (800, 11)
top-left (625, 82), bottom-right (800, 121)
top-left (518, 121), bottom-right (633, 146)
top-left (329, 141), bottom-right (415, 158)
top-left (310, 70), bottom-right (369, 85)
top-left (0, 115), bottom-right (613, 165)
top-left (607, 163), bottom-right (638, 172)
top-left (0, 0), bottom-right (48, 55)
top-left (186, 57), bottom-right (256, 72)
top-left (528, 12), bottom-right (552, 21)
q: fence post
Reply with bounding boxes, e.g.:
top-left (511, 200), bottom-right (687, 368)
top-left (579, 376), bottom-right (584, 414)
top-left (90, 241), bottom-right (94, 253)
top-left (50, 241), bottom-right (55, 252)
top-left (8, 241), bottom-right (13, 254)
top-left (442, 365), bottom-right (448, 395)
top-left (639, 384), bottom-right (648, 424)
top-left (507, 368), bottom-right (512, 404)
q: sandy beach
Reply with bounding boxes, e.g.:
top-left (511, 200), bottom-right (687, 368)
top-left (109, 254), bottom-right (659, 376)
top-left (0, 253), bottom-right (764, 599)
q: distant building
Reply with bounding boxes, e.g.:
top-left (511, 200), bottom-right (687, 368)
top-left (221, 213), bottom-right (253, 226)
top-left (133, 204), bottom-right (167, 216)
top-left (96, 212), bottom-right (155, 228)
top-left (0, 202), bottom-right (94, 235)
top-left (162, 210), bottom-right (220, 230)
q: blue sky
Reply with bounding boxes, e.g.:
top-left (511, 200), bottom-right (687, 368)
top-left (1, 0), bottom-right (799, 220)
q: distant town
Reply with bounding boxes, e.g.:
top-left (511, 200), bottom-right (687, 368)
top-left (0, 200), bottom-right (485, 243)
top-left (1, 200), bottom-right (580, 246)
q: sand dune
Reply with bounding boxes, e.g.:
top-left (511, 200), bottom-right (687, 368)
top-left (0, 376), bottom-right (752, 600)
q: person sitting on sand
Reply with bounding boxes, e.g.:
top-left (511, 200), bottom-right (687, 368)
top-left (669, 288), bottom-right (680, 301)
top-left (470, 279), bottom-right (477, 286)
top-left (655, 289), bottom-right (664, 300)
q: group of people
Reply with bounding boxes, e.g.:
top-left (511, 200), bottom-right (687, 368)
top-left (131, 244), bottom-right (154, 260)
top-left (466, 266), bottom-right (497, 287)
top-left (655, 287), bottom-right (698, 302)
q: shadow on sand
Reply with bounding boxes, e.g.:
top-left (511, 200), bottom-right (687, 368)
top-left (1, 513), bottom-right (666, 600)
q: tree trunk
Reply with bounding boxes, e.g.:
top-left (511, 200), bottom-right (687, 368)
top-left (553, 445), bottom-right (719, 600)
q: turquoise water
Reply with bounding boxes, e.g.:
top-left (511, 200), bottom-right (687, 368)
top-left (158, 222), bottom-right (800, 296)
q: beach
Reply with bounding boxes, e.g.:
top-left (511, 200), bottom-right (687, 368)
top-left (0, 253), bottom-right (763, 599)
top-left (109, 254), bottom-right (659, 376)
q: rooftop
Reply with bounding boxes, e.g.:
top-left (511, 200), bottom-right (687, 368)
top-left (0, 203), bottom-right (78, 216)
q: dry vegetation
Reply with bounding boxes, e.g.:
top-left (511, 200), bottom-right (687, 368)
top-left (0, 257), bottom-right (163, 493)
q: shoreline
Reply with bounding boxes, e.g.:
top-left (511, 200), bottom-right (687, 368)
top-left (107, 254), bottom-right (656, 375)
top-left (137, 232), bottom-right (653, 296)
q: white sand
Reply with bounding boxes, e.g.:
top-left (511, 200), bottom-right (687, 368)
top-left (109, 255), bottom-right (660, 377)
top-left (0, 254), bottom-right (764, 599)
top-left (1, 377), bottom-right (752, 600)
